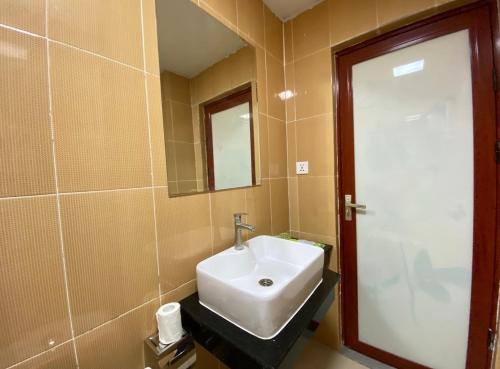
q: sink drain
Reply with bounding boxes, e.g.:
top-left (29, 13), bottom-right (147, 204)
top-left (259, 278), bottom-right (273, 287)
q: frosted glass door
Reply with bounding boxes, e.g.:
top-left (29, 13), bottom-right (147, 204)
top-left (352, 30), bottom-right (473, 369)
top-left (211, 102), bottom-right (252, 190)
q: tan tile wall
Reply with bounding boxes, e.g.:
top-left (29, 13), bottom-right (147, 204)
top-left (0, 1), bottom-right (286, 368)
top-left (160, 70), bottom-right (198, 195)
top-left (284, 0), bottom-right (484, 351)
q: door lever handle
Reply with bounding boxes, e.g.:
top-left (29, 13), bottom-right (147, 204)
top-left (345, 202), bottom-right (366, 209)
top-left (345, 194), bottom-right (366, 220)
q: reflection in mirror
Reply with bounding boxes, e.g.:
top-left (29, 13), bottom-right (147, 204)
top-left (204, 87), bottom-right (255, 191)
top-left (155, 0), bottom-right (260, 196)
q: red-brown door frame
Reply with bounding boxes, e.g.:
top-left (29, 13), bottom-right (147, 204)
top-left (334, 2), bottom-right (499, 369)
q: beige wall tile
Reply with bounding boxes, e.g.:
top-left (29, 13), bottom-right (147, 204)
top-left (155, 189), bottom-right (212, 293)
top-left (265, 6), bottom-right (284, 61)
top-left (0, 29), bottom-right (55, 198)
top-left (296, 114), bottom-right (334, 176)
top-left (50, 43), bottom-right (151, 192)
top-left (14, 343), bottom-right (77, 369)
top-left (48, 0), bottom-right (143, 68)
top-left (268, 117), bottom-right (287, 178)
top-left (286, 122), bottom-right (297, 177)
top-left (292, 0), bottom-right (330, 60)
top-left (0, 0), bottom-right (45, 35)
top-left (76, 299), bottom-right (159, 369)
top-left (190, 70), bottom-right (215, 106)
top-left (329, 0), bottom-right (377, 46)
top-left (266, 53), bottom-right (286, 120)
top-left (161, 280), bottom-right (197, 304)
top-left (258, 114), bottom-right (270, 178)
top-left (147, 75), bottom-right (168, 186)
top-left (201, 0), bottom-right (238, 29)
top-left (270, 178), bottom-right (290, 234)
top-left (172, 102), bottom-right (194, 142)
top-left (0, 197), bottom-right (71, 368)
top-left (162, 100), bottom-right (174, 142)
top-left (166, 72), bottom-right (192, 105)
top-left (298, 176), bottom-right (336, 240)
top-left (294, 48), bottom-right (332, 119)
top-left (284, 21), bottom-right (293, 64)
top-left (168, 181), bottom-right (179, 195)
top-left (175, 142), bottom-right (197, 180)
top-left (178, 180), bottom-right (199, 194)
top-left (246, 179), bottom-right (272, 236)
top-left (376, 0), bottom-right (435, 26)
top-left (143, 0), bottom-right (160, 75)
top-left (165, 144), bottom-right (178, 182)
top-left (229, 46), bottom-right (256, 88)
top-left (60, 190), bottom-right (157, 335)
top-left (210, 59), bottom-right (233, 96)
top-left (288, 177), bottom-right (299, 230)
top-left (256, 46), bottom-right (268, 115)
top-left (211, 189), bottom-right (247, 253)
top-left (284, 63), bottom-right (296, 122)
top-left (2, 0), bottom-right (293, 367)
top-left (237, 0), bottom-right (265, 47)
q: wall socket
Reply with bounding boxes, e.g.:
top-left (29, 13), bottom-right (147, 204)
top-left (296, 161), bottom-right (309, 175)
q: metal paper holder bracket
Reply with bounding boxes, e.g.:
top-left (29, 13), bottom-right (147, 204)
top-left (144, 330), bottom-right (196, 369)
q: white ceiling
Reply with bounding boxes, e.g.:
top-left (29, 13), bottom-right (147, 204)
top-left (263, 0), bottom-right (325, 21)
top-left (156, 0), bottom-right (246, 78)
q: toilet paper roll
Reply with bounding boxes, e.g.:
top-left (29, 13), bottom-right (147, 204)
top-left (156, 302), bottom-right (183, 345)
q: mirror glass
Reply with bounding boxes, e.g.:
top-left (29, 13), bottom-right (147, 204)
top-left (155, 0), bottom-right (260, 196)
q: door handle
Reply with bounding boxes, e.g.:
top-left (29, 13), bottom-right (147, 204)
top-left (345, 194), bottom-right (366, 221)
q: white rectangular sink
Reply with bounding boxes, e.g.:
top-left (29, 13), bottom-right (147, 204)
top-left (196, 235), bottom-right (324, 339)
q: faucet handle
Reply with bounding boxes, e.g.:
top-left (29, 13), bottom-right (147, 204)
top-left (233, 212), bottom-right (248, 222)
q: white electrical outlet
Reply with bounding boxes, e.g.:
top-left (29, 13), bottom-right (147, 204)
top-left (296, 161), bottom-right (309, 175)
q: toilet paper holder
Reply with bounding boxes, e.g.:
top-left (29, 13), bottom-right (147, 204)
top-left (144, 330), bottom-right (196, 369)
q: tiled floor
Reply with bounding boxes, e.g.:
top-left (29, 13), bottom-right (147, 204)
top-left (293, 341), bottom-right (369, 369)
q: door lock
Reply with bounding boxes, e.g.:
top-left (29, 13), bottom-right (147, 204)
top-left (345, 194), bottom-right (366, 221)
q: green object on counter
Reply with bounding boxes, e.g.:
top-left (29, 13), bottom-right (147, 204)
top-left (275, 232), bottom-right (298, 241)
top-left (274, 233), bottom-right (326, 249)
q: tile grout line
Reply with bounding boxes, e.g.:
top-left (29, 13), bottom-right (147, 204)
top-left (159, 279), bottom-right (197, 299)
top-left (287, 112), bottom-right (333, 123)
top-left (76, 297), bottom-right (159, 340)
top-left (140, 0), bottom-right (162, 300)
top-left (169, 99), bottom-right (180, 185)
top-left (263, 10), bottom-right (274, 235)
top-left (44, 0), bottom-right (79, 366)
top-left (282, 19), bottom-right (293, 232)
top-left (0, 22), bottom-right (44, 38)
top-left (291, 44), bottom-right (331, 64)
top-left (0, 23), bottom-right (145, 74)
top-left (289, 229), bottom-right (336, 243)
top-left (5, 339), bottom-right (75, 369)
top-left (291, 18), bottom-right (301, 235)
top-left (5, 294), bottom-right (159, 369)
top-left (0, 185), bottom-right (171, 202)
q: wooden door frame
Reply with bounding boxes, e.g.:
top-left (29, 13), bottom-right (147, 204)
top-left (333, 2), bottom-right (500, 368)
top-left (203, 86), bottom-right (256, 191)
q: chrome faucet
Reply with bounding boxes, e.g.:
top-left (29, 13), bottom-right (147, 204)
top-left (233, 213), bottom-right (255, 250)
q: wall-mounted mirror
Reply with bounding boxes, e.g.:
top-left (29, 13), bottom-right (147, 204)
top-left (155, 0), bottom-right (260, 196)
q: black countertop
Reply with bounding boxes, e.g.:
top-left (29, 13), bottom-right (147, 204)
top-left (180, 269), bottom-right (340, 369)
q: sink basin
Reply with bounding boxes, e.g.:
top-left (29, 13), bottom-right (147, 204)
top-left (196, 235), bottom-right (324, 339)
